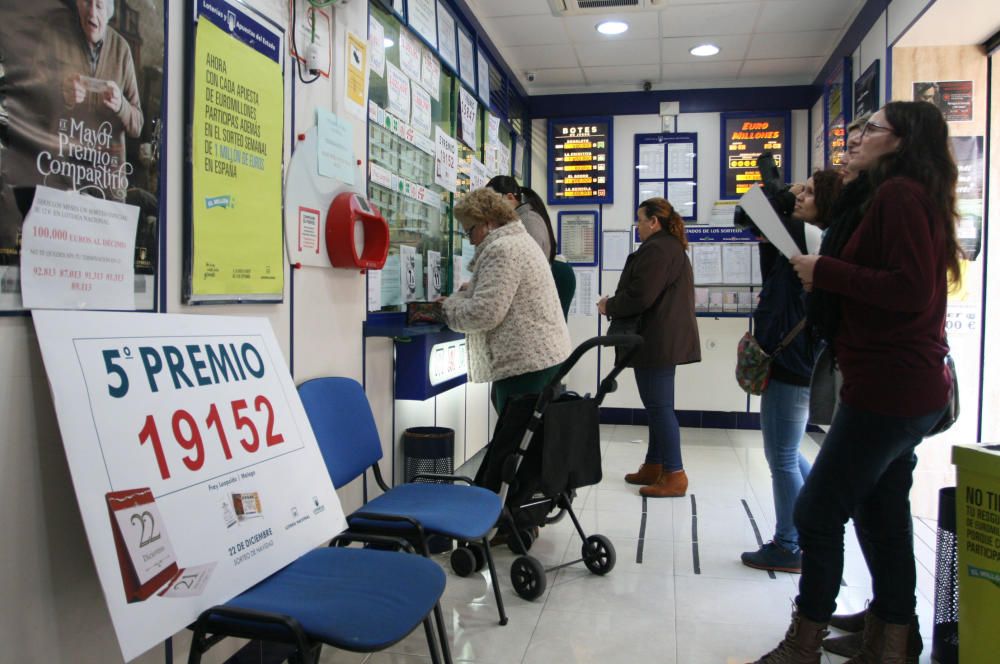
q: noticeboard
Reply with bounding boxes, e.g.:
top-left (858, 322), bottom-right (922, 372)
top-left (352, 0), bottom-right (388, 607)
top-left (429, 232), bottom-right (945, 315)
top-left (720, 113), bottom-right (789, 199)
top-left (548, 117), bottom-right (614, 205)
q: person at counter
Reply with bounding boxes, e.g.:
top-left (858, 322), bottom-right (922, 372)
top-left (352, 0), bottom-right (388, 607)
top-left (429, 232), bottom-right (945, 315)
top-left (439, 188), bottom-right (571, 413)
top-left (487, 175), bottom-right (555, 261)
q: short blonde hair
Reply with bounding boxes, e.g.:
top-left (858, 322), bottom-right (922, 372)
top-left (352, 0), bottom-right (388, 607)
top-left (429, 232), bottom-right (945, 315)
top-left (847, 113), bottom-right (871, 134)
top-left (453, 188), bottom-right (518, 232)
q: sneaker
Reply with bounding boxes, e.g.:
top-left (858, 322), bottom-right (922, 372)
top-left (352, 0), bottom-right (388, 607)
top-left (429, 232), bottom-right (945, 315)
top-left (741, 541), bottom-right (802, 573)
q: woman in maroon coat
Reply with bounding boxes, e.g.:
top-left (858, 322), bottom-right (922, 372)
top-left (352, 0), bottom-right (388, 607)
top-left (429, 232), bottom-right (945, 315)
top-left (749, 101), bottom-right (962, 663)
top-left (598, 198), bottom-right (701, 498)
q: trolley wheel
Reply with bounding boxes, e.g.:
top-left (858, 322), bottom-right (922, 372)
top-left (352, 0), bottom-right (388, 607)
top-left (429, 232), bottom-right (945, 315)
top-left (507, 528), bottom-right (536, 555)
top-left (510, 556), bottom-right (547, 601)
top-left (582, 534), bottom-right (616, 575)
top-left (450, 546), bottom-right (477, 577)
top-left (468, 541), bottom-right (488, 572)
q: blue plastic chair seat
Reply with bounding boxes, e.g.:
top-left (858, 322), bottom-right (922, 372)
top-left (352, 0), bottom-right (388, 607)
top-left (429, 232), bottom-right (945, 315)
top-left (352, 482), bottom-right (502, 540)
top-left (213, 547), bottom-right (445, 652)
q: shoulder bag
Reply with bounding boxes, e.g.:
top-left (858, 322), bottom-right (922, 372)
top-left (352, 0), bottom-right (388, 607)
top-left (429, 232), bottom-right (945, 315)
top-left (735, 319), bottom-right (807, 396)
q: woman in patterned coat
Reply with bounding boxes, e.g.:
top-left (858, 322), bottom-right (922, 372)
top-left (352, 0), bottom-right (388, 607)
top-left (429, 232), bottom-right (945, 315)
top-left (441, 188), bottom-right (571, 413)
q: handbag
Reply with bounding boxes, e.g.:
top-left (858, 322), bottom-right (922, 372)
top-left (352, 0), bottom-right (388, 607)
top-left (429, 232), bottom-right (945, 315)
top-left (928, 354), bottom-right (959, 436)
top-left (735, 319), bottom-right (807, 396)
top-left (808, 344), bottom-right (841, 426)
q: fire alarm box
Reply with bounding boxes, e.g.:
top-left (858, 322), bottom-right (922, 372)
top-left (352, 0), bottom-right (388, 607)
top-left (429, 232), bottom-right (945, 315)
top-left (326, 192), bottom-right (389, 270)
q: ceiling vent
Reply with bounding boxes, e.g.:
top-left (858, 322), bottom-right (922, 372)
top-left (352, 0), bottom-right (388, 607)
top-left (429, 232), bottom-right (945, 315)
top-left (547, 0), bottom-right (666, 16)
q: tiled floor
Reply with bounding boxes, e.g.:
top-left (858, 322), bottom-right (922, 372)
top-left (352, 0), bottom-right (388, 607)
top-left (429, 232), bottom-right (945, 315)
top-left (320, 425), bottom-right (942, 663)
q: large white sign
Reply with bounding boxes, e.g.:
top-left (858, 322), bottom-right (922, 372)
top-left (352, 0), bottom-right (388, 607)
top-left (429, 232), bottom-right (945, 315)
top-left (32, 311), bottom-right (346, 662)
top-left (20, 186), bottom-right (138, 310)
top-left (434, 127), bottom-right (458, 193)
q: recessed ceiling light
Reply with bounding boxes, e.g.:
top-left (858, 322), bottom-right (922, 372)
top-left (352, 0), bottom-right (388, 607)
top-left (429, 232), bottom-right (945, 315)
top-left (596, 21), bottom-right (628, 35)
top-left (690, 43), bottom-right (720, 57)
top-left (384, 38), bottom-right (395, 48)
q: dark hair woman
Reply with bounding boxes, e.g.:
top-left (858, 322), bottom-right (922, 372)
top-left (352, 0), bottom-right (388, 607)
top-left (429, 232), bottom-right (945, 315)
top-left (740, 170), bottom-right (842, 575)
top-left (486, 175), bottom-right (556, 261)
top-left (750, 101), bottom-right (961, 663)
top-left (597, 197), bottom-right (700, 498)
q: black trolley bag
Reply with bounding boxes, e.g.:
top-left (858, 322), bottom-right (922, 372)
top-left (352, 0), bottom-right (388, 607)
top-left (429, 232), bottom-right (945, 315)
top-left (455, 334), bottom-right (643, 600)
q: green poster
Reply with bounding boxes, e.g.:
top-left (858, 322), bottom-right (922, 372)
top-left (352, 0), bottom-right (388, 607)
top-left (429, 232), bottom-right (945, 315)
top-left (190, 18), bottom-right (284, 300)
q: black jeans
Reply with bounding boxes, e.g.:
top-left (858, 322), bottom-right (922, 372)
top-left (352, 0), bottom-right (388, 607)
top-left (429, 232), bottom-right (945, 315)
top-left (793, 401), bottom-right (944, 624)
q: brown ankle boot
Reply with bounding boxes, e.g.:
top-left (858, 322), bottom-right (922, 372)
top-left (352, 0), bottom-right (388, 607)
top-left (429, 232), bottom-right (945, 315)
top-left (624, 463), bottom-right (662, 485)
top-left (639, 469), bottom-right (688, 497)
top-left (844, 611), bottom-right (919, 664)
top-left (825, 612), bottom-right (921, 660)
top-left (748, 610), bottom-right (828, 663)
top-left (828, 607), bottom-right (868, 632)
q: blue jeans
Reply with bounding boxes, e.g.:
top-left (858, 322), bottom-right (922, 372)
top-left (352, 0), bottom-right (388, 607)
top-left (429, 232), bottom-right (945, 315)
top-left (760, 378), bottom-right (812, 553)
top-left (634, 366), bottom-right (682, 472)
top-left (794, 402), bottom-right (945, 624)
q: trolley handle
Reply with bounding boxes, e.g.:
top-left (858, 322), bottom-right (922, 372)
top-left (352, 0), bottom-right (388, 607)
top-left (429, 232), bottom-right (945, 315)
top-left (549, 334), bottom-right (643, 387)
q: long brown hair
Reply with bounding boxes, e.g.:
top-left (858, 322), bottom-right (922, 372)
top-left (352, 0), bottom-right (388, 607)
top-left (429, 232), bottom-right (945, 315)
top-left (639, 197), bottom-right (687, 249)
top-left (870, 101), bottom-right (963, 286)
top-left (810, 168), bottom-right (844, 229)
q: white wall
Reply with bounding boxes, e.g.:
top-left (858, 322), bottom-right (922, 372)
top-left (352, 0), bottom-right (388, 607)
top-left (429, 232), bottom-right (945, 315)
top-left (532, 107), bottom-right (810, 415)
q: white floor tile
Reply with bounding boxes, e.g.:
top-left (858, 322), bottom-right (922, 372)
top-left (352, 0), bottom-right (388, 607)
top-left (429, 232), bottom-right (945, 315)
top-left (522, 609), bottom-right (678, 664)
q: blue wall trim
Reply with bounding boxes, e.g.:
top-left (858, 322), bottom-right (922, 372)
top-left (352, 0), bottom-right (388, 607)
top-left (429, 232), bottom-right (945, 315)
top-left (813, 0), bottom-right (890, 90)
top-left (528, 86), bottom-right (819, 119)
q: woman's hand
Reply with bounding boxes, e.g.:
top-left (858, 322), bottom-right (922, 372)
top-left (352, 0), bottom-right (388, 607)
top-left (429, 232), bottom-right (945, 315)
top-left (597, 296), bottom-right (609, 316)
top-left (790, 254), bottom-right (820, 292)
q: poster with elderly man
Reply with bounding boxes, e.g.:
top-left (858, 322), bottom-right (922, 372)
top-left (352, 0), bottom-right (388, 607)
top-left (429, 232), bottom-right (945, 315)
top-left (0, 0), bottom-right (164, 310)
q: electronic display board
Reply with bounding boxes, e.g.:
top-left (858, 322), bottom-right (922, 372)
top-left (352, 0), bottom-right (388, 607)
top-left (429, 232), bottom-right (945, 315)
top-left (720, 114), bottom-right (788, 199)
top-left (548, 117), bottom-right (613, 205)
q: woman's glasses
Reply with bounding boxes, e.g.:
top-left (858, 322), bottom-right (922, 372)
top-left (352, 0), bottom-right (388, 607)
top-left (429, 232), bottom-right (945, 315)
top-left (860, 121), bottom-right (897, 139)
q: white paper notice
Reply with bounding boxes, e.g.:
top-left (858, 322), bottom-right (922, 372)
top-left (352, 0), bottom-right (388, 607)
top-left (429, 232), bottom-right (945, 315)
top-left (667, 142), bottom-right (695, 179)
top-left (21, 186), bottom-right (138, 310)
top-left (459, 86), bottom-right (478, 148)
top-left (421, 50), bottom-right (441, 100)
top-left (400, 244), bottom-right (417, 302)
top-left (751, 246), bottom-right (763, 285)
top-left (367, 269), bottom-right (382, 311)
top-left (602, 231), bottom-right (631, 271)
top-left (411, 84), bottom-right (432, 136)
top-left (398, 30), bottom-right (422, 81)
top-left (386, 62), bottom-right (411, 122)
top-left (498, 143), bottom-right (511, 178)
top-left (477, 50), bottom-right (490, 103)
top-left (368, 16), bottom-right (385, 77)
top-left (436, 2), bottom-right (457, 70)
top-left (470, 158), bottom-right (489, 191)
top-left (738, 186), bottom-right (801, 258)
top-left (637, 181), bottom-right (664, 201)
top-left (667, 181), bottom-right (696, 216)
top-left (434, 127), bottom-right (458, 192)
top-left (427, 250), bottom-right (441, 300)
top-left (722, 244), bottom-right (752, 284)
top-left (569, 266), bottom-right (598, 318)
top-left (458, 30), bottom-right (475, 88)
top-left (407, 0), bottom-right (437, 48)
top-left (692, 244), bottom-right (723, 285)
top-left (638, 143), bottom-right (665, 180)
top-left (488, 114), bottom-right (501, 144)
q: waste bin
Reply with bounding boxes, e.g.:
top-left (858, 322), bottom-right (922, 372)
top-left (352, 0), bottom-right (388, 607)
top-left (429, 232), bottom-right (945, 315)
top-left (403, 427), bottom-right (454, 554)
top-left (952, 444), bottom-right (1000, 664)
top-left (932, 487), bottom-right (958, 664)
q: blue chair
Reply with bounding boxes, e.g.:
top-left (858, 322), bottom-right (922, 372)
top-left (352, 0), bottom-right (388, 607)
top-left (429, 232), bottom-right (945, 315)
top-left (298, 377), bottom-right (511, 627)
top-left (187, 533), bottom-right (451, 664)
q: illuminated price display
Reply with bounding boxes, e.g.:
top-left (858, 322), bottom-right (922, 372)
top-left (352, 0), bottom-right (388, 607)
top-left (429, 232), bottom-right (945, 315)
top-left (721, 114), bottom-right (787, 198)
top-left (548, 117), bottom-right (614, 205)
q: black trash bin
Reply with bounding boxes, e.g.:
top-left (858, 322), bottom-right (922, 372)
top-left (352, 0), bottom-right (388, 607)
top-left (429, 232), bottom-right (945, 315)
top-left (933, 487), bottom-right (958, 664)
top-left (403, 427), bottom-right (454, 554)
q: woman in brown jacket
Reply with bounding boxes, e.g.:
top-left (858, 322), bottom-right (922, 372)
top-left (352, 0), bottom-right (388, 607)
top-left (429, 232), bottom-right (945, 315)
top-left (598, 198), bottom-right (701, 497)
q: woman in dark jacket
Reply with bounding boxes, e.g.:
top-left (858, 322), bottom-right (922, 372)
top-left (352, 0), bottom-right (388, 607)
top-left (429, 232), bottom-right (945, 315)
top-left (740, 170), bottom-right (842, 574)
top-left (598, 198), bottom-right (700, 498)
top-left (750, 101), bottom-right (961, 663)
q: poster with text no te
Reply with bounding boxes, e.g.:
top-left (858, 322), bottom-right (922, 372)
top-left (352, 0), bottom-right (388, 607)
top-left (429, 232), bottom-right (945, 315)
top-left (189, 0), bottom-right (284, 302)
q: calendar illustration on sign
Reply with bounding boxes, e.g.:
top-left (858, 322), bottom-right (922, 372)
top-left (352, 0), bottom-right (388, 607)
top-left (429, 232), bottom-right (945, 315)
top-left (106, 488), bottom-right (180, 603)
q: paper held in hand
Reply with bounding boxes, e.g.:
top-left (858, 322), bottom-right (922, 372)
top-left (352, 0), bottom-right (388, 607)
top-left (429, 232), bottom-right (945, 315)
top-left (738, 186), bottom-right (822, 258)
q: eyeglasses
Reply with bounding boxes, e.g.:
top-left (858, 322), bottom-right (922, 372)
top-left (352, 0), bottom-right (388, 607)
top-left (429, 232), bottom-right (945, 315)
top-left (860, 121), bottom-right (897, 139)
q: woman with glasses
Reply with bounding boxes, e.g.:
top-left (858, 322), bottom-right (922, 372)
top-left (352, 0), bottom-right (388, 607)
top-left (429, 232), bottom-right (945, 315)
top-left (440, 188), bottom-right (570, 414)
top-left (597, 198), bottom-right (700, 498)
top-left (749, 101), bottom-right (961, 663)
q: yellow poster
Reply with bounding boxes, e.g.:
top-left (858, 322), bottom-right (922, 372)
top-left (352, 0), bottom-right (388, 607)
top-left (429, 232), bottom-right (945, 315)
top-left (345, 31), bottom-right (368, 119)
top-left (191, 18), bottom-right (284, 299)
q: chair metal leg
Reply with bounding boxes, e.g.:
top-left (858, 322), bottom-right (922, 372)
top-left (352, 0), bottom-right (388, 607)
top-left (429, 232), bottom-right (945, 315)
top-left (423, 616), bottom-right (442, 664)
top-left (432, 601), bottom-right (454, 664)
top-left (481, 536), bottom-right (509, 626)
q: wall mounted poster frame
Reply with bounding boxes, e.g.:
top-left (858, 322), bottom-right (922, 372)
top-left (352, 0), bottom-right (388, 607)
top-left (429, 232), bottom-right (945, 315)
top-left (184, 0), bottom-right (286, 304)
top-left (548, 116), bottom-right (614, 205)
top-left (824, 57), bottom-right (852, 169)
top-left (719, 112), bottom-right (789, 199)
top-left (557, 210), bottom-right (599, 266)
top-left (634, 133), bottom-right (698, 222)
top-left (0, 0), bottom-right (167, 313)
top-left (854, 60), bottom-right (880, 118)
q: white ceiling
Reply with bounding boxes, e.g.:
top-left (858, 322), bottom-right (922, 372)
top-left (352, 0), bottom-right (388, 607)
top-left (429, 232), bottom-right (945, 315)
top-left (465, 0), bottom-right (867, 94)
